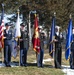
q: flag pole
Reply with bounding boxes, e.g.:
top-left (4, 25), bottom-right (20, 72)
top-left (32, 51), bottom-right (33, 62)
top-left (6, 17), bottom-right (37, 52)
top-left (29, 12), bottom-right (31, 47)
top-left (18, 38), bottom-right (20, 66)
top-left (53, 12), bottom-right (56, 67)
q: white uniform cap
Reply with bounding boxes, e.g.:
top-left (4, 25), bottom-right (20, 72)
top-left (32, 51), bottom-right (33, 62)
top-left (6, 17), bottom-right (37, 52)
top-left (38, 26), bottom-right (42, 29)
top-left (72, 28), bottom-right (74, 34)
top-left (55, 26), bottom-right (60, 29)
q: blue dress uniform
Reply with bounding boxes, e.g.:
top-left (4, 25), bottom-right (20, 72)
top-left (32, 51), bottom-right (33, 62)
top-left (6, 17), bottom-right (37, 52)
top-left (19, 24), bottom-right (29, 67)
top-left (4, 23), bottom-right (12, 67)
top-left (70, 34), bottom-right (74, 69)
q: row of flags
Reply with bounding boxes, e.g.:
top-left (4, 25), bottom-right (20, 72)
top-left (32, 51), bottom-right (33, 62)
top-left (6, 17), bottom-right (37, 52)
top-left (49, 15), bottom-right (73, 60)
top-left (0, 5), bottom-right (73, 60)
top-left (32, 13), bottom-right (72, 60)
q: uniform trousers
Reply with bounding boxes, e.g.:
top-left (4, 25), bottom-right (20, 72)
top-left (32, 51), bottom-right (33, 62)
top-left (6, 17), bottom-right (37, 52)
top-left (54, 47), bottom-right (62, 68)
top-left (4, 43), bottom-right (12, 66)
top-left (70, 49), bottom-right (74, 69)
top-left (20, 48), bottom-right (28, 66)
top-left (37, 49), bottom-right (44, 67)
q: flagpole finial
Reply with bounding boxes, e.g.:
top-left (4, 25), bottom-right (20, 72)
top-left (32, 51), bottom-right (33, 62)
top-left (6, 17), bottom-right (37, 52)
top-left (69, 14), bottom-right (72, 19)
top-left (17, 9), bottom-right (20, 14)
top-left (17, 9), bottom-right (20, 12)
top-left (54, 12), bottom-right (56, 16)
top-left (35, 13), bottom-right (37, 17)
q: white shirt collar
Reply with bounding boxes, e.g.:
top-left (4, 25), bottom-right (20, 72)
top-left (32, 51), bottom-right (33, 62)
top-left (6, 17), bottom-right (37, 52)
top-left (56, 32), bottom-right (59, 36)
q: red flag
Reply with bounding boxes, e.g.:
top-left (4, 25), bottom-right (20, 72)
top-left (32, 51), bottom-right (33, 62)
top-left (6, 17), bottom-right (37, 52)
top-left (32, 14), bottom-right (40, 53)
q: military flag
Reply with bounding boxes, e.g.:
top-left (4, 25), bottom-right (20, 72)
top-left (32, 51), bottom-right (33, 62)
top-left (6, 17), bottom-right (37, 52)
top-left (12, 9), bottom-right (21, 58)
top-left (14, 9), bottom-right (21, 38)
top-left (65, 18), bottom-right (72, 60)
top-left (32, 14), bottom-right (40, 53)
top-left (12, 40), bottom-right (18, 58)
top-left (49, 16), bottom-right (55, 57)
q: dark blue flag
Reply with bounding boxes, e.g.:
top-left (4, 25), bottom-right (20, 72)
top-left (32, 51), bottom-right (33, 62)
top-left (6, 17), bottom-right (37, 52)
top-left (65, 19), bottom-right (72, 60)
top-left (49, 16), bottom-right (55, 57)
top-left (0, 5), bottom-right (4, 25)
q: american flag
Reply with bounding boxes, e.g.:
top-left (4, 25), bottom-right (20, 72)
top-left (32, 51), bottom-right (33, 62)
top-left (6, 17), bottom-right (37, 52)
top-left (0, 6), bottom-right (4, 49)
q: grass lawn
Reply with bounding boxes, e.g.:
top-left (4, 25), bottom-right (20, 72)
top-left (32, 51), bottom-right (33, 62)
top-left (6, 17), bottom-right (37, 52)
top-left (0, 46), bottom-right (68, 75)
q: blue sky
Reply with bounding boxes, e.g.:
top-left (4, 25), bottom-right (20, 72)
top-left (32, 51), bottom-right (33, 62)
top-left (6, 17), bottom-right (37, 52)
top-left (4, 14), bottom-right (22, 24)
top-left (4, 14), bottom-right (12, 23)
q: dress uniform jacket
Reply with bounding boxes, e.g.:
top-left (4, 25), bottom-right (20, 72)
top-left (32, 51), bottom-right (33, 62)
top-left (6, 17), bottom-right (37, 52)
top-left (20, 30), bottom-right (29, 49)
top-left (54, 33), bottom-right (63, 68)
top-left (40, 33), bottom-right (45, 50)
top-left (70, 34), bottom-right (74, 69)
top-left (38, 32), bottom-right (45, 67)
top-left (19, 29), bottom-right (29, 66)
top-left (23, 31), bottom-right (29, 49)
top-left (4, 29), bottom-right (12, 67)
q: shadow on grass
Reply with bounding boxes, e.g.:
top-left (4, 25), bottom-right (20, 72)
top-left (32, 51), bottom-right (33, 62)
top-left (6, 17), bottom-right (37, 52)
top-left (11, 61), bottom-right (54, 68)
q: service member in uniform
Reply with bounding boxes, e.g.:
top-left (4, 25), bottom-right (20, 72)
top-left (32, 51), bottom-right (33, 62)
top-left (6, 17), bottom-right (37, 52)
top-left (4, 23), bottom-right (13, 67)
top-left (18, 23), bottom-right (29, 67)
top-left (39, 32), bottom-right (45, 67)
top-left (54, 26), bottom-right (63, 69)
top-left (70, 27), bottom-right (74, 69)
top-left (38, 26), bottom-right (45, 67)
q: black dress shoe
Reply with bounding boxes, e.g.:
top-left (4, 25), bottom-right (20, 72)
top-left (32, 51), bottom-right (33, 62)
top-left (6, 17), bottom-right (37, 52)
top-left (24, 64), bottom-right (27, 67)
top-left (20, 64), bottom-right (24, 66)
top-left (38, 65), bottom-right (44, 68)
top-left (41, 65), bottom-right (44, 68)
top-left (55, 67), bottom-right (61, 69)
top-left (8, 65), bottom-right (11, 67)
top-left (6, 65), bottom-right (11, 67)
top-left (20, 63), bottom-right (24, 66)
